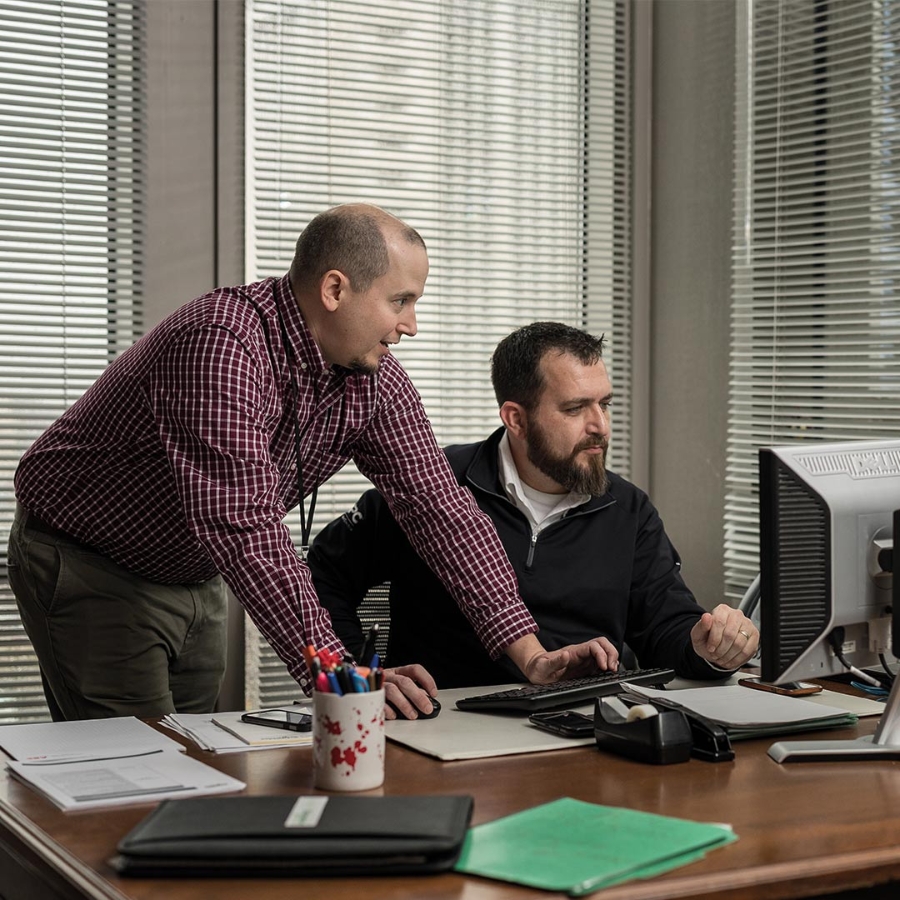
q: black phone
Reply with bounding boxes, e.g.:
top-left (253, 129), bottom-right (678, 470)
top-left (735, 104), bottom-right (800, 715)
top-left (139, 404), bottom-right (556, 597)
top-left (528, 710), bottom-right (595, 738)
top-left (240, 708), bottom-right (313, 732)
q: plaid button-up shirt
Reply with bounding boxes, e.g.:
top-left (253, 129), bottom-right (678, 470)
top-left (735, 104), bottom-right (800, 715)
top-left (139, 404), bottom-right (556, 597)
top-left (15, 275), bottom-right (538, 691)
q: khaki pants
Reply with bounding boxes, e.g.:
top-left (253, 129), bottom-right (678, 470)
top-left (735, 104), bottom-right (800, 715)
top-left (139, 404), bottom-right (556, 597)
top-left (7, 504), bottom-right (227, 721)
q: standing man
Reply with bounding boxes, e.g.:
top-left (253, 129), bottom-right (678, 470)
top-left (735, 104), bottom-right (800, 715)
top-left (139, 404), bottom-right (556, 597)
top-left (309, 322), bottom-right (759, 692)
top-left (8, 205), bottom-right (610, 721)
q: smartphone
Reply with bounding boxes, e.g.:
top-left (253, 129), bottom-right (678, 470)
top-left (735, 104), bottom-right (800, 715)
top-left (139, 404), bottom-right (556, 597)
top-left (240, 708), bottom-right (313, 731)
top-left (738, 678), bottom-right (823, 697)
top-left (528, 710), bottom-right (595, 738)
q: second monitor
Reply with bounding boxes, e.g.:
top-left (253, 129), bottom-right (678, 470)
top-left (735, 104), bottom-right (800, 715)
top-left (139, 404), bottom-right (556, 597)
top-left (758, 438), bottom-right (899, 761)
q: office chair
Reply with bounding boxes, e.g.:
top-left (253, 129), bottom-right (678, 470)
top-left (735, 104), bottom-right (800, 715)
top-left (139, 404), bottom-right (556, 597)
top-left (356, 582), bottom-right (391, 665)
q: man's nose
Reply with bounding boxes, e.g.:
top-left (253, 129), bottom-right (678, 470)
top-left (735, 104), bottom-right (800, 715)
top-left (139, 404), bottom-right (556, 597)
top-left (398, 307), bottom-right (417, 337)
top-left (587, 406), bottom-right (610, 436)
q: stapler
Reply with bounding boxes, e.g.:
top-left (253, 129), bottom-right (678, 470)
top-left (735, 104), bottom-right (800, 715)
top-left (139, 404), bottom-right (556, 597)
top-left (639, 695), bottom-right (735, 763)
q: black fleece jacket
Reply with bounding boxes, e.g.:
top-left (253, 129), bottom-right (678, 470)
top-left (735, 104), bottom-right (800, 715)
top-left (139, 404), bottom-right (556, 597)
top-left (308, 427), bottom-right (728, 688)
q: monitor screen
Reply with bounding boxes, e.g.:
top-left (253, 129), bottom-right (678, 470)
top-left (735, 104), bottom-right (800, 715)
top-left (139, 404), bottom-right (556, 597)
top-left (759, 439), bottom-right (899, 685)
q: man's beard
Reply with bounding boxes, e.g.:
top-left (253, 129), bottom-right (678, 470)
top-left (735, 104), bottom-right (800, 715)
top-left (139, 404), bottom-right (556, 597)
top-left (526, 421), bottom-right (609, 496)
top-left (344, 357), bottom-right (379, 376)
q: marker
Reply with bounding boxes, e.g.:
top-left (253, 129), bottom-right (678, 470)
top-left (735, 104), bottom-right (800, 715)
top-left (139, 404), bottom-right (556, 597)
top-left (350, 670), bottom-right (369, 693)
top-left (359, 623), bottom-right (380, 667)
top-left (335, 666), bottom-right (353, 695)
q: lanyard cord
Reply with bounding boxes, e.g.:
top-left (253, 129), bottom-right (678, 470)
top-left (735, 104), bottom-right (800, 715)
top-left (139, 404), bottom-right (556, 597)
top-left (272, 289), bottom-right (321, 559)
top-left (244, 286), bottom-right (326, 560)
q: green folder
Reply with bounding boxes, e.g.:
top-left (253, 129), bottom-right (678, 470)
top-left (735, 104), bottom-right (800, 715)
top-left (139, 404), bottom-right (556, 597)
top-left (454, 797), bottom-right (737, 896)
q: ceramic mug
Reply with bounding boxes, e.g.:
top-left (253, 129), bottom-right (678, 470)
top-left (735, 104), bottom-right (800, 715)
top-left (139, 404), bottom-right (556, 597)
top-left (312, 688), bottom-right (385, 791)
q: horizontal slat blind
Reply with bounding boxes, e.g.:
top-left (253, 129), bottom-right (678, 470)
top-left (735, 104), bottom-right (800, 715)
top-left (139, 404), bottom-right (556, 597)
top-left (726, 0), bottom-right (900, 604)
top-left (0, 0), bottom-right (145, 723)
top-left (245, 0), bottom-right (630, 706)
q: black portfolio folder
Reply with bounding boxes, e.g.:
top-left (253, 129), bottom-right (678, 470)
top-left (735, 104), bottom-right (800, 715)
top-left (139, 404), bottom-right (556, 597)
top-left (111, 794), bottom-right (474, 877)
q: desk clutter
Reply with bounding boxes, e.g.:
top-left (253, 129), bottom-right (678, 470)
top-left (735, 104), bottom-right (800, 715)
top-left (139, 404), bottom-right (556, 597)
top-left (4, 678), bottom-right (889, 896)
top-left (0, 717), bottom-right (245, 811)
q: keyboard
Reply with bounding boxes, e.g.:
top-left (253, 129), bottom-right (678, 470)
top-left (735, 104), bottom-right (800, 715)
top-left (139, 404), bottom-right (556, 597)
top-left (455, 667), bottom-right (675, 713)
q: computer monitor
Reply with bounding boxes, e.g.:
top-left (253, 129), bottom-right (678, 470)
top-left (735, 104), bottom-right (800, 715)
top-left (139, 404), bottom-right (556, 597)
top-left (758, 439), bottom-right (899, 762)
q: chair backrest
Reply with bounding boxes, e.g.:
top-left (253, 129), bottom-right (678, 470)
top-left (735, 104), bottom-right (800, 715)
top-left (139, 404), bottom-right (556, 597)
top-left (357, 582), bottom-right (391, 666)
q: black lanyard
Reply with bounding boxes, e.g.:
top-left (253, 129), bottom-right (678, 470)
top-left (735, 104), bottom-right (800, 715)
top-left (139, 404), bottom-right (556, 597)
top-left (247, 286), bottom-right (320, 561)
top-left (272, 288), bottom-right (320, 561)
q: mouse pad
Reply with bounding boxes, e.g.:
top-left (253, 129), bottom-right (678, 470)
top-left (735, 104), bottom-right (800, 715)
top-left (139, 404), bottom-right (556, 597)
top-left (384, 685), bottom-right (596, 760)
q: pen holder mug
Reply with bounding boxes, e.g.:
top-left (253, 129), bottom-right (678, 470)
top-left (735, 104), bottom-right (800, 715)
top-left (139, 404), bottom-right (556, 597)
top-left (312, 688), bottom-right (385, 791)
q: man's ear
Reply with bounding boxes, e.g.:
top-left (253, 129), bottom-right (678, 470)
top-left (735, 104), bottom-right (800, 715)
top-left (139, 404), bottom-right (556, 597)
top-left (319, 269), bottom-right (348, 312)
top-left (499, 401), bottom-right (528, 439)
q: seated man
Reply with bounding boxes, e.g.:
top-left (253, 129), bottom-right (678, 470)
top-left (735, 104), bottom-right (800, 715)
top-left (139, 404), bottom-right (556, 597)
top-left (308, 322), bottom-right (757, 689)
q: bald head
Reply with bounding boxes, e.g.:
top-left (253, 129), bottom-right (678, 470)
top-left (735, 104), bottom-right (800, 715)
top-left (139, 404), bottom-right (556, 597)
top-left (289, 204), bottom-right (426, 295)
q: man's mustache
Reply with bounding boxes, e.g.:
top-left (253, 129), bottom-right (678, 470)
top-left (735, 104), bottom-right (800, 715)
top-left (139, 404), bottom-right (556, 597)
top-left (574, 439), bottom-right (608, 453)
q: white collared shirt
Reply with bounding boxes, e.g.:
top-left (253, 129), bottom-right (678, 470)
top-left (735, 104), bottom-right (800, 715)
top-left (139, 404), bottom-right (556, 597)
top-left (497, 431), bottom-right (589, 534)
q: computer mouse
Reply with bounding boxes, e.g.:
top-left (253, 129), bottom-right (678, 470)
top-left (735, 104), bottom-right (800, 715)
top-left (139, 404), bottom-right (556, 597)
top-left (387, 696), bottom-right (441, 720)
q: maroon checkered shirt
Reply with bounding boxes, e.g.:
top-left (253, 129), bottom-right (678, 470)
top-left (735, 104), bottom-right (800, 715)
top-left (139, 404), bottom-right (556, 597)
top-left (15, 275), bottom-right (538, 692)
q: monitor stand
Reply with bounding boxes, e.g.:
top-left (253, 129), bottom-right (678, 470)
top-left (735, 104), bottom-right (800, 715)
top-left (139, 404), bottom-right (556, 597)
top-left (768, 675), bottom-right (900, 762)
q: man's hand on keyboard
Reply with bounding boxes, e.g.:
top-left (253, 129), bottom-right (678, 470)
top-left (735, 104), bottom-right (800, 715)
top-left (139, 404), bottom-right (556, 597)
top-left (520, 637), bottom-right (620, 684)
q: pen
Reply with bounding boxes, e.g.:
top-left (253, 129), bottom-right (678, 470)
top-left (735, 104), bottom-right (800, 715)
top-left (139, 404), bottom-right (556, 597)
top-left (326, 671), bottom-right (343, 696)
top-left (359, 623), bottom-right (380, 667)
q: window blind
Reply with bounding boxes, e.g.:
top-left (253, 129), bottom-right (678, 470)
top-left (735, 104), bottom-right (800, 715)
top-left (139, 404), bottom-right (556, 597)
top-left (726, 0), bottom-right (900, 604)
top-left (0, 0), bottom-right (144, 723)
top-left (245, 0), bottom-right (632, 707)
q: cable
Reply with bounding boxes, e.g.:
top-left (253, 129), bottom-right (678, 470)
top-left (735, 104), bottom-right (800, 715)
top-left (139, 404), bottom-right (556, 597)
top-left (828, 628), bottom-right (893, 689)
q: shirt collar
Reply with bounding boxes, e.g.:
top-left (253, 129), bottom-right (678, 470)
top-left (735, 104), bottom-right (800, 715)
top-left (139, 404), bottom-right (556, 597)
top-left (272, 273), bottom-right (345, 389)
top-left (497, 431), bottom-right (589, 528)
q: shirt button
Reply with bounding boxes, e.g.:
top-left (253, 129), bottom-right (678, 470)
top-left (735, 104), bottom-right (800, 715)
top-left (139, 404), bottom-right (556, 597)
top-left (300, 362), bottom-right (307, 370)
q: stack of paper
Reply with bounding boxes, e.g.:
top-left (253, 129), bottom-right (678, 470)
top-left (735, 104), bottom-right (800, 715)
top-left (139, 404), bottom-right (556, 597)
top-left (623, 683), bottom-right (858, 740)
top-left (0, 716), bottom-right (186, 762)
top-left (455, 797), bottom-right (736, 895)
top-left (211, 710), bottom-right (314, 748)
top-left (0, 717), bottom-right (245, 811)
top-left (162, 708), bottom-right (314, 753)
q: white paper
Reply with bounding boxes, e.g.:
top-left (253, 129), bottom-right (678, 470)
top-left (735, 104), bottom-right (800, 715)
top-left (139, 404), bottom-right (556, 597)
top-left (211, 710), bottom-right (314, 747)
top-left (622, 683), bottom-right (852, 727)
top-left (7, 750), bottom-right (245, 811)
top-left (0, 716), bottom-right (186, 763)
top-left (161, 713), bottom-right (273, 753)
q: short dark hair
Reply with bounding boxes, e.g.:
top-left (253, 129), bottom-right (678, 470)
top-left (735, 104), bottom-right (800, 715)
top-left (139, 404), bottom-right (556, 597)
top-left (289, 205), bottom-right (425, 293)
top-left (491, 322), bottom-right (606, 409)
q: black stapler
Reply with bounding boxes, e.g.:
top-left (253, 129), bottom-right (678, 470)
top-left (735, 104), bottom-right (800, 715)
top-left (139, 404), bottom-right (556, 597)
top-left (641, 695), bottom-right (734, 763)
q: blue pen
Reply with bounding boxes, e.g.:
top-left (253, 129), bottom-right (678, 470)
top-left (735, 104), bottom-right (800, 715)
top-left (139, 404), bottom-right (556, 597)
top-left (369, 651), bottom-right (380, 671)
top-left (350, 670), bottom-right (369, 693)
top-left (326, 671), bottom-right (343, 696)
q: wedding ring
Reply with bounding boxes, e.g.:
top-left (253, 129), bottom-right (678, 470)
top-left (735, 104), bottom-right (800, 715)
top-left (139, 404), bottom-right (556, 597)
top-left (739, 629), bottom-right (751, 639)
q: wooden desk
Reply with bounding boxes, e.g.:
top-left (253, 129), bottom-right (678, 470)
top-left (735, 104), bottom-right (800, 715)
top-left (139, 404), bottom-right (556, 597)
top-left (2, 715), bottom-right (900, 900)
